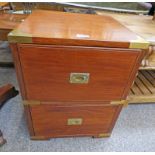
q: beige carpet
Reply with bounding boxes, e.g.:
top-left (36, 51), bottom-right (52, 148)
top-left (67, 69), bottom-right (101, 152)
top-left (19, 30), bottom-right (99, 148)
top-left (0, 41), bottom-right (13, 63)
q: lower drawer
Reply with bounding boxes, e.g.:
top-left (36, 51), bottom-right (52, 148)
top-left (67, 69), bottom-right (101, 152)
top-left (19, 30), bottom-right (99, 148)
top-left (25, 103), bottom-right (122, 139)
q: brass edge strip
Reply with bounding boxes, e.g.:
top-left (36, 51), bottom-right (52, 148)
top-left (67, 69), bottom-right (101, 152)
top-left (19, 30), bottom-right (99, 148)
top-left (23, 100), bottom-right (41, 106)
top-left (8, 29), bottom-right (32, 43)
top-left (23, 100), bottom-right (128, 106)
top-left (98, 133), bottom-right (111, 138)
top-left (30, 136), bottom-right (47, 140)
top-left (110, 100), bottom-right (128, 106)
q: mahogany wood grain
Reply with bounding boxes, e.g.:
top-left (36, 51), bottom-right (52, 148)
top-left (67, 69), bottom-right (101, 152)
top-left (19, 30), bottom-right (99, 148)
top-left (9, 11), bottom-right (145, 139)
top-left (13, 10), bottom-right (142, 48)
top-left (30, 103), bottom-right (122, 138)
top-left (107, 104), bottom-right (122, 133)
top-left (24, 106), bottom-right (35, 136)
top-left (122, 49), bottom-right (146, 98)
top-left (18, 44), bottom-right (142, 102)
top-left (10, 43), bottom-right (27, 98)
top-left (0, 13), bottom-right (27, 30)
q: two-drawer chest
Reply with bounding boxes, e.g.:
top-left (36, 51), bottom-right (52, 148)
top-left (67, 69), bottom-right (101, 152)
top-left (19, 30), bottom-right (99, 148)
top-left (8, 10), bottom-right (149, 139)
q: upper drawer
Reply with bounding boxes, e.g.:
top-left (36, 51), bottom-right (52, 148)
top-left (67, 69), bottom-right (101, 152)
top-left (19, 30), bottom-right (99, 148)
top-left (18, 44), bottom-right (142, 102)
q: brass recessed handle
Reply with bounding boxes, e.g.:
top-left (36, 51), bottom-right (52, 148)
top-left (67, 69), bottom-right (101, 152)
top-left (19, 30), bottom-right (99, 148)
top-left (67, 118), bottom-right (83, 125)
top-left (70, 73), bottom-right (90, 84)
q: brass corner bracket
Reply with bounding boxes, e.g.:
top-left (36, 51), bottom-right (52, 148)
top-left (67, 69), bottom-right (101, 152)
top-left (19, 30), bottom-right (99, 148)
top-left (8, 29), bottom-right (32, 43)
top-left (110, 100), bottom-right (128, 107)
top-left (129, 36), bottom-right (149, 49)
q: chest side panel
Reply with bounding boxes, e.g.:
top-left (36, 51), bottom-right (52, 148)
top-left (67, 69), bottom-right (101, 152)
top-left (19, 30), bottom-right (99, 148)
top-left (18, 44), bottom-right (141, 102)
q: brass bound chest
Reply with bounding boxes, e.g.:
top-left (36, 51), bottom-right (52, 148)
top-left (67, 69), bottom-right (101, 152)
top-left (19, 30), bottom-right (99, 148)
top-left (8, 10), bottom-right (149, 139)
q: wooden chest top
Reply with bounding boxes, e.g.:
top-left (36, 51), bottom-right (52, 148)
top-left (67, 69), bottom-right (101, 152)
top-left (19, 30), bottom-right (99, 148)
top-left (8, 10), bottom-right (149, 49)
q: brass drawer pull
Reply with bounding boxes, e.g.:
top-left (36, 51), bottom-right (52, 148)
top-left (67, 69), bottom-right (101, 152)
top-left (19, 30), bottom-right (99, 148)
top-left (70, 73), bottom-right (90, 84)
top-left (67, 118), bottom-right (83, 125)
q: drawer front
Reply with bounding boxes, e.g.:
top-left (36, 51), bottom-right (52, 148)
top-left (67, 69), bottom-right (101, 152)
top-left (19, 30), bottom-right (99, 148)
top-left (29, 104), bottom-right (122, 137)
top-left (18, 44), bottom-right (141, 101)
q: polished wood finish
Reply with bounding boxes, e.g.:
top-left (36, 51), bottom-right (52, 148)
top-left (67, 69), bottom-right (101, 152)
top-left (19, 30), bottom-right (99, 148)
top-left (30, 104), bottom-right (122, 138)
top-left (0, 13), bottom-right (27, 30)
top-left (24, 106), bottom-right (35, 136)
top-left (9, 11), bottom-right (145, 139)
top-left (0, 13), bottom-right (27, 40)
top-left (10, 44), bottom-right (26, 98)
top-left (18, 44), bottom-right (143, 102)
top-left (11, 42), bottom-right (144, 139)
top-left (9, 10), bottom-right (147, 49)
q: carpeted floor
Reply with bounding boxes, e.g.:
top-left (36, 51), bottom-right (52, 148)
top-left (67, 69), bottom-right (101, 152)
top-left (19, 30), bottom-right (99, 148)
top-left (0, 42), bottom-right (13, 63)
top-left (0, 67), bottom-right (155, 152)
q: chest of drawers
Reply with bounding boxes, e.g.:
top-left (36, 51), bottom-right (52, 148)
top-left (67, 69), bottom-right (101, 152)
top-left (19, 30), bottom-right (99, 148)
top-left (8, 10), bottom-right (148, 139)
